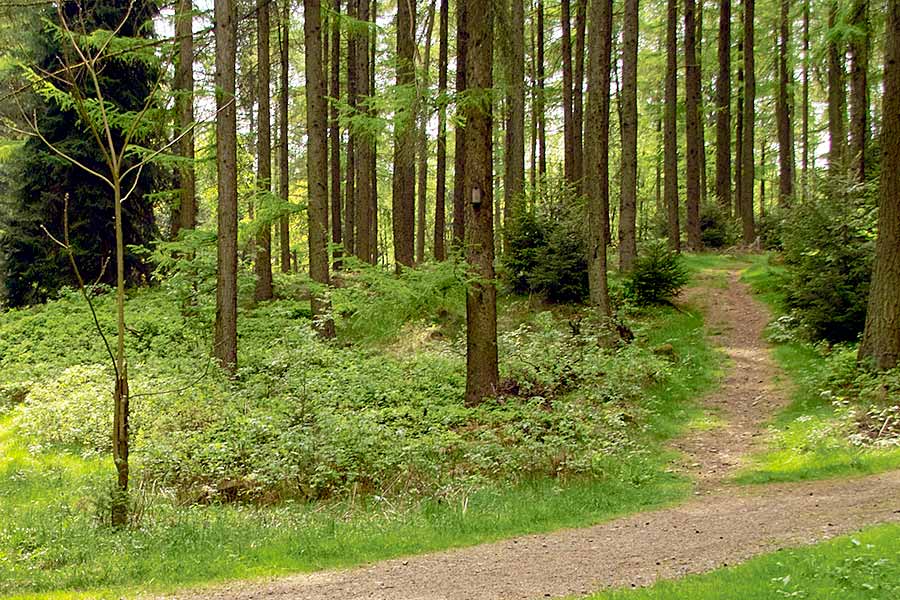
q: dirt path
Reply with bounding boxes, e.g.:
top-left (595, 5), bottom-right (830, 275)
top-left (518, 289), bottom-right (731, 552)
top-left (154, 268), bottom-right (900, 600)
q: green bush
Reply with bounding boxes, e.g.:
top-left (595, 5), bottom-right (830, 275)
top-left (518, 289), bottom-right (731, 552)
top-left (625, 241), bottom-right (690, 306)
top-left (699, 204), bottom-right (740, 249)
top-left (503, 176), bottom-right (588, 303)
top-left (781, 178), bottom-right (876, 343)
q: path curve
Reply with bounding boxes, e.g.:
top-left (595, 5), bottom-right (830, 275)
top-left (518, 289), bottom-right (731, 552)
top-left (154, 268), bottom-right (900, 600)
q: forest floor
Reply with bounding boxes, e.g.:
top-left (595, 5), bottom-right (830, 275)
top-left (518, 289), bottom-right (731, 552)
top-left (150, 266), bottom-right (900, 600)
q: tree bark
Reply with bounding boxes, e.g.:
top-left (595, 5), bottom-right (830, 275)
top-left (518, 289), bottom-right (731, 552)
top-left (685, 0), bottom-right (702, 250)
top-left (463, 0), bottom-right (499, 406)
top-left (355, 0), bottom-right (375, 264)
top-left (280, 0), bottom-right (292, 273)
top-left (254, 0), bottom-right (274, 301)
top-left (715, 0), bottom-right (731, 213)
top-left (304, 0), bottom-right (336, 337)
top-left (416, 0), bottom-right (436, 264)
top-left (561, 0), bottom-right (575, 184)
top-left (777, 0), bottom-right (795, 205)
top-left (735, 25), bottom-right (744, 219)
top-left (849, 0), bottom-right (869, 182)
top-left (452, 0), bottom-right (468, 249)
top-left (828, 2), bottom-right (847, 175)
top-left (618, 0), bottom-right (638, 270)
top-left (573, 0), bottom-right (587, 192)
top-left (329, 0), bottom-right (342, 270)
top-left (503, 0), bottom-right (525, 246)
top-left (537, 0), bottom-right (547, 180)
top-left (664, 0), bottom-right (680, 251)
top-left (586, 0), bottom-right (613, 313)
top-left (740, 0), bottom-right (756, 243)
top-left (344, 0), bottom-right (358, 258)
top-left (858, 0), bottom-right (900, 369)
top-left (392, 0), bottom-right (416, 269)
top-left (173, 0), bottom-right (195, 237)
top-left (434, 0), bottom-right (449, 260)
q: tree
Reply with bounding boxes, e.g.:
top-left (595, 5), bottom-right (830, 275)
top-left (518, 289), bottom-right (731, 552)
top-left (849, 0), bottom-right (869, 181)
top-left (416, 0), bottom-right (436, 264)
top-left (585, 0), bottom-right (613, 313)
top-left (684, 0), bottom-right (702, 250)
top-left (345, 0), bottom-right (357, 257)
top-left (573, 0), bottom-right (587, 191)
top-left (561, 0), bottom-right (575, 184)
top-left (715, 0), bottom-right (731, 213)
top-left (801, 0), bottom-right (810, 198)
top-left (858, 0), bottom-right (900, 369)
top-left (777, 0), bottom-right (795, 204)
top-left (329, 0), bottom-right (342, 271)
top-left (463, 0), bottom-right (499, 406)
top-left (740, 0), bottom-right (756, 243)
top-left (280, 0), bottom-right (292, 273)
top-left (305, 0), bottom-right (337, 338)
top-left (172, 0), bottom-right (195, 238)
top-left (618, 0), bottom-right (638, 270)
top-left (392, 0), bottom-right (416, 269)
top-left (254, 0), bottom-right (274, 301)
top-left (434, 0), bottom-right (448, 260)
top-left (536, 0), bottom-right (547, 179)
top-left (452, 0), bottom-right (467, 248)
top-left (214, 0), bottom-right (238, 373)
top-left (828, 1), bottom-right (847, 174)
top-left (502, 0), bottom-right (525, 248)
top-left (664, 0), bottom-right (680, 251)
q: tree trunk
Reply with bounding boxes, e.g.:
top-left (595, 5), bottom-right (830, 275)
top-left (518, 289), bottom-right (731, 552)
top-left (304, 0), bottom-right (336, 338)
top-left (369, 0), bottom-right (379, 264)
top-left (355, 0), bottom-right (375, 264)
top-left (858, 0), bottom-right (900, 369)
top-left (434, 0), bottom-right (449, 260)
top-left (735, 26), bottom-right (744, 219)
top-left (463, 0), bottom-right (499, 406)
top-left (802, 0), bottom-right (810, 199)
top-left (503, 0), bottom-right (525, 246)
top-left (740, 0), bottom-right (756, 243)
top-left (280, 0), bottom-right (292, 273)
top-left (537, 0), bottom-right (547, 180)
top-left (416, 1), bottom-right (436, 264)
top-left (173, 0), bottom-right (196, 237)
top-left (777, 0), bottom-right (795, 205)
top-left (530, 3), bottom-right (538, 191)
top-left (392, 0), bottom-right (416, 269)
top-left (828, 1), bottom-right (847, 175)
top-left (329, 0), bottom-right (342, 270)
top-left (849, 0), bottom-right (869, 182)
top-left (561, 0), bottom-right (575, 184)
top-left (452, 0), bottom-right (468, 249)
top-left (573, 0), bottom-right (587, 192)
top-left (664, 0), bottom-right (680, 251)
top-left (618, 0), bottom-right (638, 270)
top-left (715, 0), bottom-right (731, 213)
top-left (586, 0), bottom-right (613, 313)
top-left (254, 0), bottom-right (274, 302)
top-left (345, 0), bottom-right (358, 257)
top-left (685, 0), bottom-right (702, 250)
top-left (214, 0), bottom-right (238, 372)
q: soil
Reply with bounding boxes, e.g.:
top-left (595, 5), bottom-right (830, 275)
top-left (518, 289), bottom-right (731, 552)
top-left (152, 268), bottom-right (900, 600)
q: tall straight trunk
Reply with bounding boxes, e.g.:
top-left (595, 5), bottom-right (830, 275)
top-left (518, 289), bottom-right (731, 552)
top-left (777, 0), bottom-right (795, 204)
top-left (715, 0), bottom-right (731, 212)
top-left (344, 0), bottom-right (358, 257)
top-left (355, 0), bottom-right (375, 264)
top-left (452, 0), bottom-right (468, 248)
top-left (530, 2), bottom-right (538, 191)
top-left (858, 0), bottom-right (900, 369)
top-left (828, 2), bottom-right (847, 175)
top-left (416, 1), bottom-right (436, 264)
top-left (618, 0), bottom-right (638, 270)
top-left (537, 0), bottom-right (547, 179)
top-left (802, 0), bottom-right (810, 198)
top-left (741, 0), bottom-right (756, 243)
top-left (280, 0), bottom-right (291, 273)
top-left (685, 0), bottom-right (702, 250)
top-left (573, 0), bottom-right (587, 191)
top-left (392, 0), bottom-right (416, 269)
top-left (503, 0), bottom-right (526, 240)
top-left (173, 0), bottom-right (195, 237)
top-left (434, 0), bottom-right (449, 260)
top-left (369, 0), bottom-right (379, 263)
top-left (254, 0), bottom-right (274, 301)
top-left (697, 0), bottom-right (708, 205)
top-left (735, 27), bottom-right (744, 218)
top-left (849, 0), bottom-right (869, 181)
top-left (561, 0), bottom-right (576, 183)
top-left (214, 0), bottom-right (238, 371)
top-left (304, 0), bottom-right (337, 337)
top-left (463, 0), bottom-right (499, 406)
top-left (664, 0), bottom-right (680, 251)
top-left (759, 139), bottom-right (767, 218)
top-left (329, 0), bottom-right (342, 270)
top-left (585, 0), bottom-right (613, 313)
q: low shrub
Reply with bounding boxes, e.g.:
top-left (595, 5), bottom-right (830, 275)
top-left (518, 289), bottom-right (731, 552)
top-left (625, 241), bottom-right (690, 306)
top-left (699, 205), bottom-right (740, 249)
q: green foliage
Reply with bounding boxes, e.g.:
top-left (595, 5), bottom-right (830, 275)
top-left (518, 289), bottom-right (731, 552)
top-left (625, 241), bottom-right (690, 306)
top-left (502, 176), bottom-right (589, 303)
top-left (781, 179), bottom-right (876, 343)
top-left (699, 204), bottom-right (740, 249)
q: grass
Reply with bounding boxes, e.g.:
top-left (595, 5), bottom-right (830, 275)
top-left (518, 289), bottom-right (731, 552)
top-left (734, 254), bottom-right (900, 484)
top-left (584, 523), bottom-right (900, 600)
top-left (0, 284), bottom-right (720, 598)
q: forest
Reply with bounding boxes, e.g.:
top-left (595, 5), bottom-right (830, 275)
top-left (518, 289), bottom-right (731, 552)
top-left (0, 0), bottom-right (899, 598)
